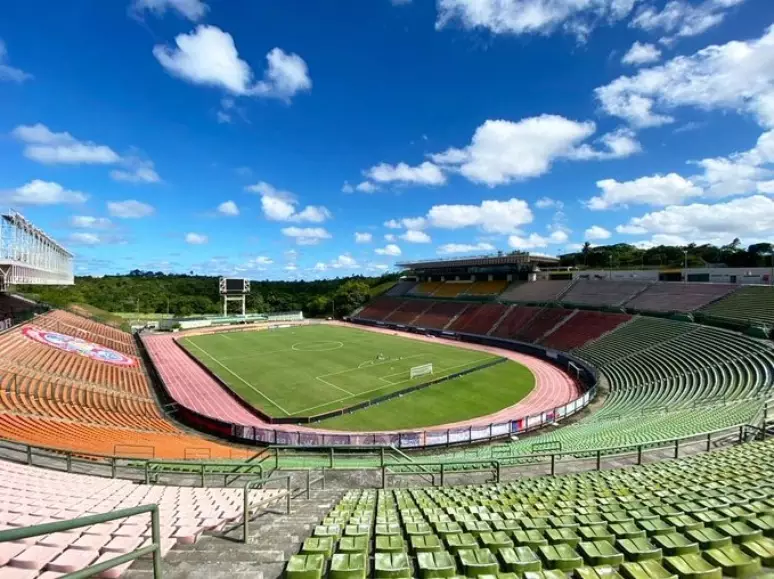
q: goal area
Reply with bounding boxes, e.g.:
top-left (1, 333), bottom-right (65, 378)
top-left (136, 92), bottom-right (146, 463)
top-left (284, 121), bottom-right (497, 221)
top-left (410, 363), bottom-right (433, 379)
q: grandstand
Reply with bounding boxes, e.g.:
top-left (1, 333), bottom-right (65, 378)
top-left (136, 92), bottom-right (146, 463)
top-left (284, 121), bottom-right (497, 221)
top-left (500, 280), bottom-right (574, 303)
top-left (562, 279), bottom-right (652, 308)
top-left (700, 285), bottom-right (774, 326)
top-left (625, 282), bottom-right (737, 313)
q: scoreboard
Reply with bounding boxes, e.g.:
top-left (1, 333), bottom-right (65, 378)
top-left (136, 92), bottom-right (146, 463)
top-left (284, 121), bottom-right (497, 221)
top-left (219, 277), bottom-right (250, 295)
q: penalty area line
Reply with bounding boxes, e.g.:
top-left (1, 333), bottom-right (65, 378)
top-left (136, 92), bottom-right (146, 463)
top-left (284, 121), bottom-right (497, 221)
top-left (315, 375), bottom-right (353, 396)
top-left (184, 339), bottom-right (292, 416)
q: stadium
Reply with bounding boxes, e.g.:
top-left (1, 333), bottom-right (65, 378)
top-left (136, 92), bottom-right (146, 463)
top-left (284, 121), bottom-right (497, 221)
top-left (0, 212), bottom-right (773, 578)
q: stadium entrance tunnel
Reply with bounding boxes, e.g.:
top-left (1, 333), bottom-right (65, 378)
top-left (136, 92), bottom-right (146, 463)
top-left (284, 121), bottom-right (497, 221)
top-left (291, 340), bottom-right (344, 352)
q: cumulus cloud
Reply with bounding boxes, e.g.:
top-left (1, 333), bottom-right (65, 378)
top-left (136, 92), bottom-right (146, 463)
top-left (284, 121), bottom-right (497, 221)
top-left (354, 232), bottom-right (373, 243)
top-left (71, 216), bottom-right (112, 229)
top-left (1, 180), bottom-right (87, 206)
top-left (68, 232), bottom-right (103, 246)
top-left (217, 200), bottom-right (239, 216)
top-left (375, 244), bottom-right (402, 256)
top-left (631, 0), bottom-right (746, 43)
top-left (110, 157), bottom-right (161, 184)
top-left (185, 232), bottom-right (208, 244)
top-left (153, 25), bottom-right (311, 101)
top-left (508, 230), bottom-right (569, 250)
top-left (12, 123), bottom-right (120, 165)
top-left (400, 230), bottom-right (432, 243)
top-left (341, 182), bottom-right (355, 193)
top-left (596, 24), bottom-right (774, 128)
top-left (585, 225), bottom-right (612, 240)
top-left (0, 39), bottom-right (32, 83)
top-left (107, 200), bottom-right (155, 218)
top-left (331, 254), bottom-right (358, 269)
top-left (356, 181), bottom-right (379, 193)
top-left (586, 173), bottom-right (704, 210)
top-left (437, 242), bottom-right (496, 254)
top-left (366, 161), bottom-right (446, 187)
top-left (427, 198), bottom-right (533, 234)
top-left (535, 197), bottom-right (564, 209)
top-left (281, 226), bottom-right (331, 245)
top-left (621, 41), bottom-right (662, 66)
top-left (131, 0), bottom-right (208, 20)
top-left (247, 181), bottom-right (331, 223)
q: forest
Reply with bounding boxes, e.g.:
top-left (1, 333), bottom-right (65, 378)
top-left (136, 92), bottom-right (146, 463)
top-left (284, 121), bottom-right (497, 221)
top-left (18, 272), bottom-right (400, 318)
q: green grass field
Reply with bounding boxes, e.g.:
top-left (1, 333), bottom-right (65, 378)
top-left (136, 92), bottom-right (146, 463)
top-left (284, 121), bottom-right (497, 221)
top-left (179, 324), bottom-right (534, 428)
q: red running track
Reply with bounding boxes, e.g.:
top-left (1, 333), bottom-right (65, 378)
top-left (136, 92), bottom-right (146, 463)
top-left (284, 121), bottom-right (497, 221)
top-left (141, 323), bottom-right (580, 435)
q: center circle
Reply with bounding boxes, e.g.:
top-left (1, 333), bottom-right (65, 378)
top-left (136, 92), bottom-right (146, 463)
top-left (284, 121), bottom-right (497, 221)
top-left (291, 340), bottom-right (344, 352)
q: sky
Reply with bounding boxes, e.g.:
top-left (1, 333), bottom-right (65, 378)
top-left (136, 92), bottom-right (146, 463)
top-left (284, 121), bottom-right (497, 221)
top-left (2, 0), bottom-right (774, 279)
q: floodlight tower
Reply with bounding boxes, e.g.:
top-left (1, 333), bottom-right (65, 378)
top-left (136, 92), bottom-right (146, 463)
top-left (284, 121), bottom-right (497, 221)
top-left (219, 277), bottom-right (249, 316)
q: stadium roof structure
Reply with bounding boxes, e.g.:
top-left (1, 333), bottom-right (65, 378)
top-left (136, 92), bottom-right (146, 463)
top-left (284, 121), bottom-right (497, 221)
top-left (0, 211), bottom-right (74, 289)
top-left (396, 251), bottom-right (560, 271)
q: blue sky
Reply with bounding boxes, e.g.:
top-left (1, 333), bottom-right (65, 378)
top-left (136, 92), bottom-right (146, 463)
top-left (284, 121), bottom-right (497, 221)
top-left (2, 0), bottom-right (774, 279)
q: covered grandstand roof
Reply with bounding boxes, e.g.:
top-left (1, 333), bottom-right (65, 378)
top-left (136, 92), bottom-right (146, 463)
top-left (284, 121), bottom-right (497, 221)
top-left (396, 251), bottom-right (560, 270)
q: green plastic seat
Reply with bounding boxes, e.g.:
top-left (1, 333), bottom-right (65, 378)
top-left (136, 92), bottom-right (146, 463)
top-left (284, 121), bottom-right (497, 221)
top-left (574, 566), bottom-right (623, 578)
top-left (617, 537), bottom-right (662, 562)
top-left (579, 525), bottom-right (614, 544)
top-left (523, 517), bottom-right (550, 530)
top-left (665, 515), bottom-right (703, 533)
top-left (686, 527), bottom-right (732, 549)
top-left (493, 520), bottom-right (522, 533)
top-left (445, 532), bottom-right (478, 554)
top-left (375, 536), bottom-right (405, 553)
top-left (704, 544), bottom-right (762, 577)
top-left (301, 537), bottom-right (334, 559)
top-left (717, 521), bottom-right (763, 543)
top-left (286, 554), bottom-right (325, 579)
top-left (749, 514), bottom-right (774, 537)
top-left (374, 552), bottom-right (412, 579)
top-left (417, 551), bottom-right (457, 579)
top-left (478, 531), bottom-right (514, 552)
top-left (498, 546), bottom-right (541, 574)
top-left (550, 515), bottom-right (579, 529)
top-left (406, 522), bottom-right (434, 536)
top-left (313, 524), bottom-right (341, 539)
top-left (514, 529), bottom-right (548, 549)
top-left (411, 534), bottom-right (443, 553)
top-left (339, 536), bottom-right (369, 555)
top-left (538, 543), bottom-right (583, 571)
top-left (663, 554), bottom-right (721, 579)
top-left (740, 536), bottom-right (774, 566)
top-left (329, 554), bottom-right (368, 579)
top-left (457, 548), bottom-right (499, 576)
top-left (651, 533), bottom-right (700, 556)
top-left (524, 571), bottom-right (567, 579)
top-left (545, 527), bottom-right (580, 547)
top-left (579, 540), bottom-right (624, 567)
top-left (610, 522), bottom-right (645, 540)
top-left (376, 523), bottom-right (402, 536)
top-left (620, 560), bottom-right (676, 579)
top-left (637, 519), bottom-right (675, 537)
top-left (434, 522), bottom-right (463, 536)
top-left (693, 511), bottom-right (730, 528)
top-left (464, 521), bottom-right (493, 536)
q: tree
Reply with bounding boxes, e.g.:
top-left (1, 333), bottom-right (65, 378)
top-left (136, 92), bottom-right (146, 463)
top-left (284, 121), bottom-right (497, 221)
top-left (582, 242), bottom-right (592, 265)
top-left (333, 280), bottom-right (371, 318)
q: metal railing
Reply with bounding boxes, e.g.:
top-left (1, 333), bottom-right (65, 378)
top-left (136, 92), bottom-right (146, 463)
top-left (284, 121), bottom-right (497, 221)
top-left (242, 475), bottom-right (292, 543)
top-left (0, 504), bottom-right (162, 578)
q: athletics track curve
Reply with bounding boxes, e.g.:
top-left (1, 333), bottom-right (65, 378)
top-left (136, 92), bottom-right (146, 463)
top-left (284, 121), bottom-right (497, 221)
top-left (141, 322), bottom-right (580, 436)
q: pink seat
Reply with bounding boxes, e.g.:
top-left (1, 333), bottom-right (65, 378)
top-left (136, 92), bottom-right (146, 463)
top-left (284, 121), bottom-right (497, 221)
top-left (112, 524), bottom-right (146, 537)
top-left (71, 534), bottom-right (112, 551)
top-left (10, 544), bottom-right (65, 570)
top-left (47, 548), bottom-right (99, 573)
top-left (92, 552), bottom-right (133, 578)
top-left (101, 536), bottom-right (142, 554)
top-left (0, 542), bottom-right (26, 565)
top-left (37, 531), bottom-right (80, 548)
top-left (172, 526), bottom-right (201, 545)
top-left (1, 567), bottom-right (41, 579)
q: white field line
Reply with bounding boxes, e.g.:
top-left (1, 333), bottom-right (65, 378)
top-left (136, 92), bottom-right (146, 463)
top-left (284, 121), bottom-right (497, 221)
top-left (184, 339), bottom-right (292, 416)
top-left (315, 375), bottom-right (353, 396)
top-left (377, 356), bottom-right (495, 385)
top-left (294, 355), bottom-right (498, 415)
top-left (315, 353), bottom-right (425, 381)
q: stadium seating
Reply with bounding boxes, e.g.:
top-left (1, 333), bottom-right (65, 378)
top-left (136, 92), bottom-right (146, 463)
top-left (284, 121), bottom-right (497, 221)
top-left (432, 283), bottom-right (474, 298)
top-left (385, 281), bottom-right (417, 297)
top-left (0, 459), bottom-right (284, 576)
top-left (491, 306), bottom-right (539, 339)
top-left (561, 280), bottom-right (652, 308)
top-left (625, 282), bottom-right (737, 313)
top-left (699, 285), bottom-right (774, 326)
top-left (385, 300), bottom-right (433, 325)
top-left (287, 439), bottom-right (774, 579)
top-left (409, 282), bottom-right (443, 296)
top-left (35, 310), bottom-right (138, 357)
top-left (412, 301), bottom-right (469, 330)
top-left (447, 304), bottom-right (509, 335)
top-left (500, 280), bottom-right (574, 303)
top-left (462, 280), bottom-right (509, 296)
top-left (356, 297), bottom-right (402, 321)
top-left (539, 311), bottom-right (632, 351)
top-left (515, 308), bottom-right (575, 343)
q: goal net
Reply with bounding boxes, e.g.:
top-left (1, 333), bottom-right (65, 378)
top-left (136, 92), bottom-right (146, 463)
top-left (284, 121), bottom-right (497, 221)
top-left (410, 363), bottom-right (434, 379)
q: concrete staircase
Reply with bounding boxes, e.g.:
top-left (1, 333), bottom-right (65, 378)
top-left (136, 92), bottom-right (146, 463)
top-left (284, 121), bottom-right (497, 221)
top-left (125, 489), bottom-right (343, 579)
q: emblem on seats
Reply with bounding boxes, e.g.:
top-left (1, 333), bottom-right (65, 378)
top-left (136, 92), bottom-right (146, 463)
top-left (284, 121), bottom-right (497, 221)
top-left (22, 326), bottom-right (136, 367)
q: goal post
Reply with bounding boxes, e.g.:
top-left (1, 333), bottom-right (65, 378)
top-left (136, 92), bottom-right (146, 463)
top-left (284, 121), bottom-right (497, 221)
top-left (410, 363), bottom-right (433, 379)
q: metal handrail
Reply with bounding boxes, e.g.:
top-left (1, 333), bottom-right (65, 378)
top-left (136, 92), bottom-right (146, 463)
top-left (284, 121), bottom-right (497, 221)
top-left (242, 475), bottom-right (292, 543)
top-left (0, 504), bottom-right (162, 578)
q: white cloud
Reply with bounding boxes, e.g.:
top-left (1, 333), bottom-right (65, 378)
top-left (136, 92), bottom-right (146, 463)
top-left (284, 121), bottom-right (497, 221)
top-left (508, 230), bottom-right (568, 250)
top-left (384, 233), bottom-right (397, 242)
top-left (0, 39), bottom-right (32, 83)
top-left (631, 0), bottom-right (745, 42)
top-left (247, 181), bottom-right (331, 223)
top-left (185, 232), bottom-right (208, 244)
top-left (375, 244), bottom-right (402, 256)
top-left (429, 116), bottom-right (597, 186)
top-left (369, 263), bottom-right (390, 271)
top-left (587, 173), bottom-right (704, 210)
top-left (107, 200), bottom-right (155, 218)
top-left (384, 217), bottom-right (427, 230)
top-left (331, 254), bottom-right (358, 269)
top-left (341, 182), bottom-right (354, 194)
top-left (535, 197), bottom-right (564, 209)
top-left (217, 200), bottom-right (239, 216)
top-left (281, 226), bottom-right (331, 245)
top-left (427, 198), bottom-right (533, 234)
top-left (355, 232), bottom-right (373, 243)
top-left (692, 130), bottom-right (774, 197)
top-left (621, 41), bottom-right (662, 66)
top-left (569, 127), bottom-right (642, 160)
top-left (618, 195), bottom-right (774, 244)
top-left (110, 157), bottom-right (161, 184)
top-left (400, 230), bottom-right (432, 243)
top-left (1, 180), bottom-right (87, 206)
top-left (585, 225), bottom-right (612, 240)
top-left (132, 0), bottom-right (208, 20)
top-left (366, 161), bottom-right (446, 186)
top-left (597, 24), bottom-right (774, 128)
top-left (153, 26), bottom-right (311, 101)
top-left (435, 0), bottom-right (637, 40)
top-left (356, 181), bottom-right (379, 193)
top-left (313, 262), bottom-right (327, 272)
top-left (71, 216), bottom-right (112, 229)
top-left (69, 232), bottom-right (102, 246)
top-left (244, 256), bottom-right (273, 269)
top-left (437, 242), bottom-right (496, 254)
top-left (11, 123), bottom-right (120, 165)
top-left (285, 263), bottom-right (298, 271)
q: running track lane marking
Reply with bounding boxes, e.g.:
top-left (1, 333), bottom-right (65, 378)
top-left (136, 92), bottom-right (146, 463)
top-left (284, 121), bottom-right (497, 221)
top-left (184, 339), bottom-right (292, 416)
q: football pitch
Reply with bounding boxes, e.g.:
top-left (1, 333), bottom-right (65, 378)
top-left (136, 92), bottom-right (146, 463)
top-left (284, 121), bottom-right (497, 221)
top-left (179, 324), bottom-right (535, 429)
